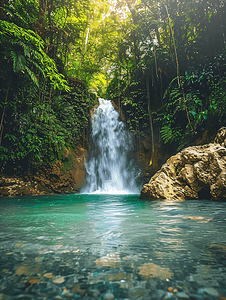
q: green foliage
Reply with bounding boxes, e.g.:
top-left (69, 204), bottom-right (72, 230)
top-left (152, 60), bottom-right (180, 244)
top-left (0, 0), bottom-right (99, 173)
top-left (63, 154), bottom-right (74, 171)
top-left (0, 20), bottom-right (70, 91)
top-left (106, 0), bottom-right (226, 153)
top-left (1, 0), bottom-right (226, 174)
top-left (158, 51), bottom-right (226, 150)
top-left (0, 80), bottom-right (96, 171)
top-left (2, 0), bottom-right (39, 29)
top-left (160, 124), bottom-right (182, 144)
top-left (208, 77), bottom-right (226, 123)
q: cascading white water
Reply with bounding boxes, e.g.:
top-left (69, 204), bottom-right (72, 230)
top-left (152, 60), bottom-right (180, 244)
top-left (82, 98), bottom-right (140, 194)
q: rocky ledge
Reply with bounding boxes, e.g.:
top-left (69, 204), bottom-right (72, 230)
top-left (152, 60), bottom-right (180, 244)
top-left (0, 147), bottom-right (87, 197)
top-left (140, 127), bottom-right (226, 201)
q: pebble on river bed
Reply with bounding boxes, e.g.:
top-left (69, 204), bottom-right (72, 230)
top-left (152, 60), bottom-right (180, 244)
top-left (198, 287), bottom-right (220, 297)
top-left (138, 262), bottom-right (173, 280)
top-left (164, 292), bottom-right (176, 299)
top-left (129, 287), bottom-right (149, 299)
top-left (64, 292), bottom-right (74, 297)
top-left (52, 276), bottom-right (65, 284)
top-left (0, 247), bottom-right (226, 300)
top-left (44, 272), bottom-right (53, 278)
top-left (88, 289), bottom-right (101, 298)
top-left (71, 283), bottom-right (89, 296)
top-left (176, 291), bottom-right (190, 299)
top-left (103, 292), bottom-right (115, 300)
top-left (95, 253), bottom-right (121, 268)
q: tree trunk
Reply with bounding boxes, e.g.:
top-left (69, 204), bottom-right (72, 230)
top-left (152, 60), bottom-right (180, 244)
top-left (146, 71), bottom-right (154, 166)
top-left (165, 4), bottom-right (192, 130)
top-left (0, 0), bottom-right (6, 19)
top-left (35, 0), bottom-right (46, 36)
top-left (0, 86), bottom-right (9, 146)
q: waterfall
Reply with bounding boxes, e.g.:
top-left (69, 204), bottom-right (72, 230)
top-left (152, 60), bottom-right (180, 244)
top-left (82, 98), bottom-right (140, 194)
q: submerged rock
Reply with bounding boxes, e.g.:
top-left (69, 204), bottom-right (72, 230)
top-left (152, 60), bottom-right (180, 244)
top-left (140, 127), bottom-right (226, 201)
top-left (138, 263), bottom-right (173, 280)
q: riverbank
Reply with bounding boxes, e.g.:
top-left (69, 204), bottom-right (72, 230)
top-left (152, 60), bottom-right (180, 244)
top-left (0, 147), bottom-right (87, 197)
top-left (141, 127), bottom-right (226, 201)
top-left (1, 123), bottom-right (224, 199)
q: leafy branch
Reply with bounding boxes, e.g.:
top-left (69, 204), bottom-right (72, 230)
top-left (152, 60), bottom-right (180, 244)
top-left (0, 20), bottom-right (70, 91)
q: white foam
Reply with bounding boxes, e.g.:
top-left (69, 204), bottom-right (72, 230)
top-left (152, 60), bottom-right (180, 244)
top-left (81, 99), bottom-right (140, 194)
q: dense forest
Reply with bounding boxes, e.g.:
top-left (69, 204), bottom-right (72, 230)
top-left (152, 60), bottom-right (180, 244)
top-left (1, 0), bottom-right (226, 175)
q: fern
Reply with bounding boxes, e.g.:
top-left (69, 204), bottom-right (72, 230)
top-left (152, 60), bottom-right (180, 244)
top-left (0, 20), bottom-right (70, 92)
top-left (160, 124), bottom-right (182, 144)
top-left (160, 125), bottom-right (173, 143)
top-left (24, 66), bottom-right (39, 87)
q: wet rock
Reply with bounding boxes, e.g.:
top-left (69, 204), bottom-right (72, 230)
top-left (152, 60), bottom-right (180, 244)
top-left (146, 280), bottom-right (158, 290)
top-left (29, 278), bottom-right (40, 284)
top-left (52, 276), bottom-right (65, 284)
top-left (0, 177), bottom-right (38, 197)
top-left (153, 289), bottom-right (167, 300)
top-left (78, 277), bottom-right (89, 283)
top-left (73, 295), bottom-right (82, 299)
top-left (44, 272), bottom-right (53, 278)
top-left (112, 287), bottom-right (128, 298)
top-left (138, 263), bottom-right (173, 280)
top-left (189, 294), bottom-right (205, 300)
top-left (95, 253), bottom-right (121, 268)
top-left (176, 291), bottom-right (190, 299)
top-left (198, 287), bottom-right (220, 297)
top-left (64, 292), bottom-right (74, 298)
top-left (92, 282), bottom-right (108, 293)
top-left (164, 292), bottom-right (177, 299)
top-left (140, 127), bottom-right (226, 201)
top-left (214, 127), bottom-right (226, 145)
top-left (15, 295), bottom-right (34, 299)
top-left (0, 294), bottom-right (11, 300)
top-left (0, 147), bottom-right (87, 197)
top-left (71, 283), bottom-right (90, 296)
top-left (105, 272), bottom-right (132, 281)
top-left (120, 281), bottom-right (132, 289)
top-left (103, 292), bottom-right (115, 300)
top-left (129, 287), bottom-right (149, 299)
top-left (87, 289), bottom-right (100, 298)
top-left (14, 283), bottom-right (28, 290)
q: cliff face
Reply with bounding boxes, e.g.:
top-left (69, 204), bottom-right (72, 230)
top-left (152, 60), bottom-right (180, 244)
top-left (0, 146), bottom-right (87, 197)
top-left (140, 127), bottom-right (226, 201)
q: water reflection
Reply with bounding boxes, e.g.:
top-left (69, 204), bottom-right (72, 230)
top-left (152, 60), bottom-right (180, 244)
top-left (0, 195), bottom-right (226, 288)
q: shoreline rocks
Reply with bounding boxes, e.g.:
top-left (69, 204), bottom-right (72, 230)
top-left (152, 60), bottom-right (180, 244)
top-left (0, 147), bottom-right (87, 197)
top-left (140, 127), bottom-right (226, 201)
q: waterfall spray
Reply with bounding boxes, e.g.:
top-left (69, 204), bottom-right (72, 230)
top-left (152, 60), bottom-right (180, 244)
top-left (81, 99), bottom-right (140, 194)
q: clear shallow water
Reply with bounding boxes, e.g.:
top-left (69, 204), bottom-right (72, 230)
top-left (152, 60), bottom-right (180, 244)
top-left (0, 194), bottom-right (226, 297)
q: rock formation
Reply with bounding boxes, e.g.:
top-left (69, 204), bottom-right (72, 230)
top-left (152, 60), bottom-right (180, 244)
top-left (140, 127), bottom-right (226, 201)
top-left (0, 146), bottom-right (87, 197)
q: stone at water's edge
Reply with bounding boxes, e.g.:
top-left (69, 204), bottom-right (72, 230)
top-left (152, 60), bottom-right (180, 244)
top-left (0, 147), bottom-right (87, 197)
top-left (140, 127), bottom-right (226, 201)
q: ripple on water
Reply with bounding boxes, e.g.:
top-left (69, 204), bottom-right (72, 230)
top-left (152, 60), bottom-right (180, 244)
top-left (0, 194), bottom-right (226, 298)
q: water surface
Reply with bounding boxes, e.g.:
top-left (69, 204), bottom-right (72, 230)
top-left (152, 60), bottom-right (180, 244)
top-left (0, 194), bottom-right (226, 297)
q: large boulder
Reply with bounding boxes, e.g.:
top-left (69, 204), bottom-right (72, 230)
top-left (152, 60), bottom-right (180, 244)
top-left (140, 127), bottom-right (226, 201)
